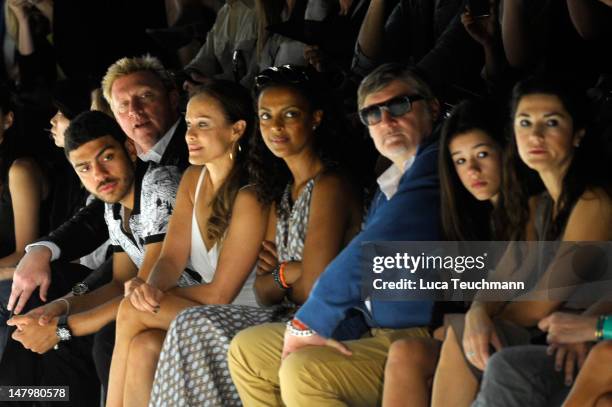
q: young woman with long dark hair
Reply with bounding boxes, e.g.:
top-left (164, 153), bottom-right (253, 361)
top-left (382, 99), bottom-right (508, 407)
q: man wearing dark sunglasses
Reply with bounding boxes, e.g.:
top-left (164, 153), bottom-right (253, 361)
top-left (358, 89), bottom-right (436, 172)
top-left (229, 63), bottom-right (444, 406)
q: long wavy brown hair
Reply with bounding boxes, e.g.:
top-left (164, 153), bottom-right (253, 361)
top-left (190, 80), bottom-right (255, 245)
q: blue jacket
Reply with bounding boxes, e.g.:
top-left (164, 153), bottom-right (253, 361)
top-left (296, 137), bottom-right (442, 338)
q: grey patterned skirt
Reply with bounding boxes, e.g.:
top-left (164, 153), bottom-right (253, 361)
top-left (149, 304), bottom-right (295, 407)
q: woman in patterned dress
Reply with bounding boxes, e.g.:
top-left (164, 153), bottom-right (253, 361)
top-left (148, 65), bottom-right (363, 407)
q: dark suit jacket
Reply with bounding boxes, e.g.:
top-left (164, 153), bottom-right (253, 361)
top-left (41, 119), bottom-right (188, 262)
top-left (295, 133), bottom-right (442, 338)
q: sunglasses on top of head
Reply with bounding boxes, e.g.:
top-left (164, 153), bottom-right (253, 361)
top-left (254, 65), bottom-right (310, 91)
top-left (358, 94), bottom-right (425, 126)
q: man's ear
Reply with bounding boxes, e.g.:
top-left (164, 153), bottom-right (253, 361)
top-left (231, 120), bottom-right (247, 142)
top-left (124, 138), bottom-right (138, 162)
top-left (3, 111), bottom-right (14, 130)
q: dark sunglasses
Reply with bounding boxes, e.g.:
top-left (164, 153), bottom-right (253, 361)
top-left (254, 65), bottom-right (310, 91)
top-left (358, 94), bottom-right (425, 126)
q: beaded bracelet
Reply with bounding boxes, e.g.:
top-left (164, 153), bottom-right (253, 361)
top-left (272, 263), bottom-right (290, 290)
top-left (286, 319), bottom-right (315, 337)
top-left (272, 265), bottom-right (284, 289)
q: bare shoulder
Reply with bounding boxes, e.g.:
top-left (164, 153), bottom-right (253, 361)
top-left (574, 187), bottom-right (612, 216)
top-left (9, 157), bottom-right (41, 177)
top-left (311, 171), bottom-right (362, 229)
top-left (564, 187), bottom-right (612, 240)
top-left (8, 158), bottom-right (42, 185)
top-left (179, 165), bottom-right (205, 193)
top-left (312, 170), bottom-right (355, 197)
top-left (181, 165), bottom-right (204, 184)
top-left (579, 187), bottom-right (612, 204)
top-left (234, 185), bottom-right (269, 213)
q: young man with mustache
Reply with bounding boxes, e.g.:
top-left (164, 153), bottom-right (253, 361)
top-left (2, 110), bottom-right (183, 405)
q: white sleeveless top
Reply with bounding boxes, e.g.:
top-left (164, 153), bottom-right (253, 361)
top-left (189, 167), bottom-right (257, 306)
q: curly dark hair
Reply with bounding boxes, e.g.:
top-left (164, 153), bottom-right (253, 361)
top-left (439, 99), bottom-right (509, 241)
top-left (505, 75), bottom-right (611, 240)
top-left (248, 67), bottom-right (352, 205)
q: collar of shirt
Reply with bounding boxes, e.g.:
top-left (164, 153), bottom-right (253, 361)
top-left (376, 156), bottom-right (416, 200)
top-left (137, 119), bottom-right (180, 164)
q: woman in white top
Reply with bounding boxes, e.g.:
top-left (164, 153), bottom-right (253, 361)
top-left (106, 80), bottom-right (268, 407)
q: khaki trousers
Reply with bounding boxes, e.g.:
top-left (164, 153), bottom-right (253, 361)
top-left (228, 322), bottom-right (430, 407)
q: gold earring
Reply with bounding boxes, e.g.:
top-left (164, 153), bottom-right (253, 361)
top-left (230, 142), bottom-right (241, 160)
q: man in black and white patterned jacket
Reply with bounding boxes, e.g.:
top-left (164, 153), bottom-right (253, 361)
top-left (3, 111), bottom-right (188, 404)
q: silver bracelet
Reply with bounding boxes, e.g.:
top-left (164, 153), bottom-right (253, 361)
top-left (285, 320), bottom-right (315, 337)
top-left (54, 298), bottom-right (71, 316)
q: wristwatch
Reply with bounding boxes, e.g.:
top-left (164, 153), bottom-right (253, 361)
top-left (71, 282), bottom-right (89, 296)
top-left (56, 315), bottom-right (72, 343)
